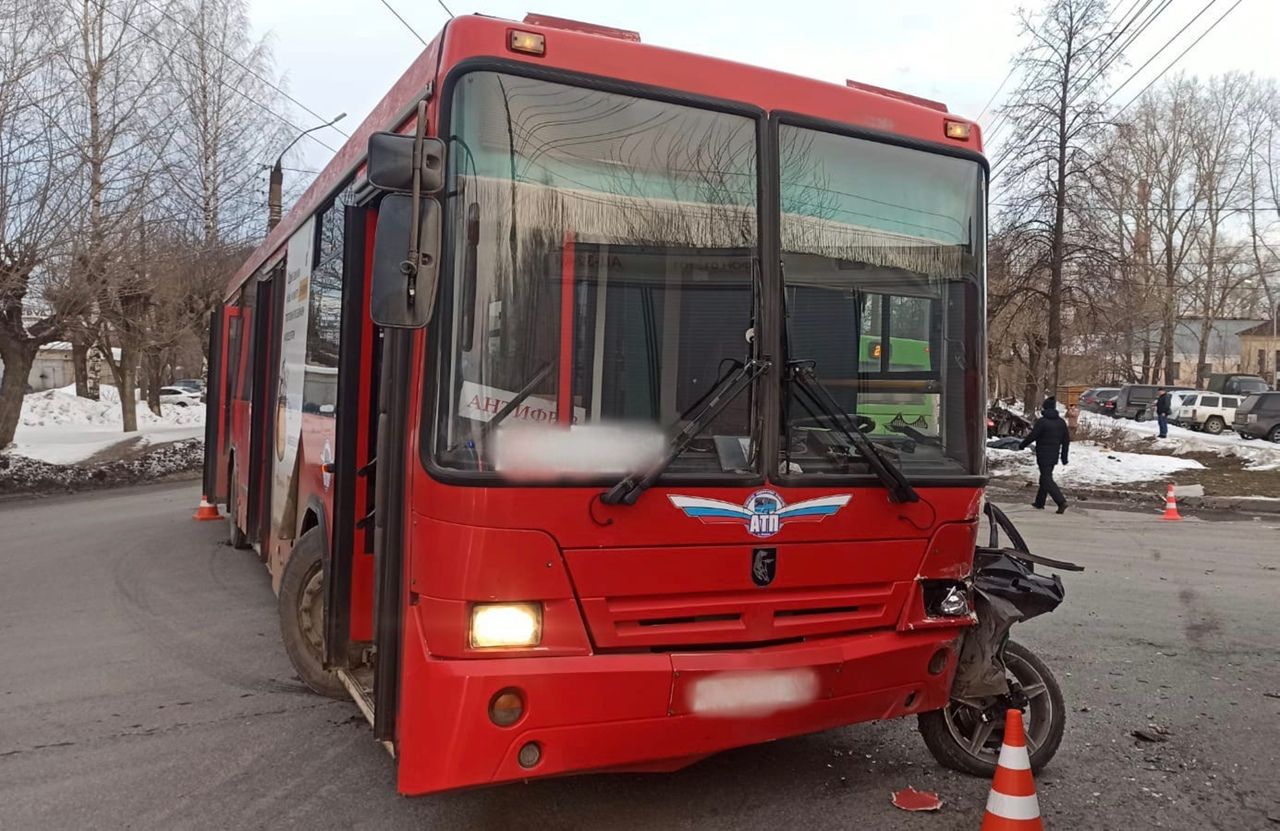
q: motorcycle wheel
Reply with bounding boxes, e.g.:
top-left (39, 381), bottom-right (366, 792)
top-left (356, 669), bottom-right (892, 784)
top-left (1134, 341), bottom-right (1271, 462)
top-left (917, 641), bottom-right (1065, 777)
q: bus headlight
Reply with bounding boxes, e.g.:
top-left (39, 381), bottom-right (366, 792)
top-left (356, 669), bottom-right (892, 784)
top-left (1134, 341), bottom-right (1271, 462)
top-left (470, 603), bottom-right (543, 648)
top-left (922, 581), bottom-right (970, 618)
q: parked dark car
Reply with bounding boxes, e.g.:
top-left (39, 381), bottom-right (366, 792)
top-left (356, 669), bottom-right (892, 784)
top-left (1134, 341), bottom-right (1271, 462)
top-left (1079, 387), bottom-right (1119, 413)
top-left (1094, 388), bottom-right (1119, 416)
top-left (1207, 373), bottom-right (1270, 397)
top-left (1233, 392), bottom-right (1280, 442)
top-left (1113, 384), bottom-right (1192, 420)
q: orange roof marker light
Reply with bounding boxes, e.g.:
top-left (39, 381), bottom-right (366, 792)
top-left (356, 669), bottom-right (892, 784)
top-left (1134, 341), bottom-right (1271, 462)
top-left (508, 29), bottom-right (546, 56)
top-left (944, 120), bottom-right (972, 141)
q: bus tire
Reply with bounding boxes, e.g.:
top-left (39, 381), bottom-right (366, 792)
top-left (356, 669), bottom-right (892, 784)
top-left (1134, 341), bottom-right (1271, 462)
top-left (227, 464), bottom-right (249, 549)
top-left (278, 529), bottom-right (346, 699)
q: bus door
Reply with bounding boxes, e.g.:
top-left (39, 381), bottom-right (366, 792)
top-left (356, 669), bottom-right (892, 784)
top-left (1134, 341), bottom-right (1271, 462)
top-left (201, 307), bottom-right (226, 503)
top-left (325, 205), bottom-right (380, 678)
top-left (246, 268), bottom-right (284, 547)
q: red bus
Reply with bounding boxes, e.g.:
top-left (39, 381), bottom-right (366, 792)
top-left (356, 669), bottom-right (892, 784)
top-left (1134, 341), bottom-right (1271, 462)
top-left (202, 13), bottom-right (989, 795)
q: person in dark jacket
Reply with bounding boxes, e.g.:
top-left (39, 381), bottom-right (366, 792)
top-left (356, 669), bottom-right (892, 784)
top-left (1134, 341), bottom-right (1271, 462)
top-left (1019, 396), bottom-right (1071, 513)
top-left (1154, 387), bottom-right (1172, 438)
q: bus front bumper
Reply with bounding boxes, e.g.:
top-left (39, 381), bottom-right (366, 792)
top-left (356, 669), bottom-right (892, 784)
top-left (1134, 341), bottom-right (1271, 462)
top-left (394, 626), bottom-right (963, 795)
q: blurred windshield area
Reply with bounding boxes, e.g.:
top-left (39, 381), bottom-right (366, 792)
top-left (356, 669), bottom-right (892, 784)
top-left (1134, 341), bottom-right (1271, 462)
top-left (433, 72), bottom-right (759, 478)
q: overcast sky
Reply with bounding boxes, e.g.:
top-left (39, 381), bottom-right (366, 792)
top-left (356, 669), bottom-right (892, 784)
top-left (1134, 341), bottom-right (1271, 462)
top-left (246, 0), bottom-right (1280, 186)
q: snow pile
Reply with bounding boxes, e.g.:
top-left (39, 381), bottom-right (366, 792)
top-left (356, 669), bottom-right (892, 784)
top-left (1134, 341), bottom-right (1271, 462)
top-left (987, 441), bottom-right (1204, 487)
top-left (4, 384), bottom-right (205, 469)
top-left (19, 384), bottom-right (204, 429)
top-left (1077, 411), bottom-right (1280, 471)
top-left (0, 438), bottom-right (203, 494)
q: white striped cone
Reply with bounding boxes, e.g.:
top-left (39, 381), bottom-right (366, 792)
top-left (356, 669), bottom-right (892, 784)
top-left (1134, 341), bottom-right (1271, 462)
top-left (1161, 483), bottom-right (1182, 521)
top-left (980, 709), bottom-right (1043, 830)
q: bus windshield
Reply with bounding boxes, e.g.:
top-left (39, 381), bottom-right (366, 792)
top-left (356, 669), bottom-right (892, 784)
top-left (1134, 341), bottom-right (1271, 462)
top-left (433, 72), bottom-right (759, 478)
top-left (779, 124), bottom-right (985, 477)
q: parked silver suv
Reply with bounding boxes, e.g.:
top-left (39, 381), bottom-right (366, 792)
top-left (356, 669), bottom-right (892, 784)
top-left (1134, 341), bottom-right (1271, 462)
top-left (1174, 392), bottom-right (1241, 434)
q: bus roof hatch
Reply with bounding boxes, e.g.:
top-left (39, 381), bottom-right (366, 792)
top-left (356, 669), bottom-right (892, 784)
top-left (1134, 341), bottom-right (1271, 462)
top-left (845, 79), bottom-right (948, 113)
top-left (523, 13), bottom-right (641, 42)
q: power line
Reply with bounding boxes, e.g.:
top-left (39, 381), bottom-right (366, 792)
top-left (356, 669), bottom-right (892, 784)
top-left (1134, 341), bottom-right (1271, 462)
top-left (135, 0), bottom-right (350, 139)
top-left (989, 0), bottom-right (1167, 179)
top-left (978, 66), bottom-right (1016, 122)
top-left (985, 0), bottom-right (1146, 137)
top-left (1114, 0), bottom-right (1247, 117)
top-left (435, 0), bottom-right (456, 18)
top-left (1101, 0), bottom-right (1223, 108)
top-left (376, 0), bottom-right (428, 45)
top-left (98, 2), bottom-right (339, 154)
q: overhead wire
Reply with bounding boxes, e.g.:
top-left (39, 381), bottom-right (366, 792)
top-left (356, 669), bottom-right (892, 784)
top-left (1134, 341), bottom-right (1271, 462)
top-left (376, 0), bottom-right (428, 46)
top-left (990, 0), bottom-right (1170, 182)
top-left (1101, 0), bottom-right (1224, 109)
top-left (98, 2), bottom-right (339, 154)
top-left (984, 0), bottom-right (1146, 141)
top-left (135, 0), bottom-right (350, 140)
top-left (1113, 0), bottom-right (1247, 117)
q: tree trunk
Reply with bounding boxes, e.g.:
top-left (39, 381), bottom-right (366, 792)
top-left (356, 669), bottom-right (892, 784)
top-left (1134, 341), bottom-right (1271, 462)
top-left (104, 341), bottom-right (139, 432)
top-left (0, 345), bottom-right (36, 448)
top-left (72, 340), bottom-right (91, 398)
top-left (1196, 316), bottom-right (1213, 389)
top-left (1023, 335), bottom-right (1044, 416)
top-left (118, 355), bottom-right (138, 432)
top-left (145, 347), bottom-right (163, 416)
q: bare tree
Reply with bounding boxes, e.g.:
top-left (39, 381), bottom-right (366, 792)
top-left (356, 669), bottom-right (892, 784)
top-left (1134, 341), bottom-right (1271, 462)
top-left (156, 0), bottom-right (292, 362)
top-left (1186, 74), bottom-right (1256, 384)
top-left (61, 0), bottom-right (171, 430)
top-left (0, 1), bottom-right (81, 448)
top-left (993, 0), bottom-right (1113, 394)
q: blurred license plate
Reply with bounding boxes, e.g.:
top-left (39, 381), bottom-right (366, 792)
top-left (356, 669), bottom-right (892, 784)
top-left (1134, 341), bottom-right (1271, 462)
top-left (688, 669), bottom-right (820, 717)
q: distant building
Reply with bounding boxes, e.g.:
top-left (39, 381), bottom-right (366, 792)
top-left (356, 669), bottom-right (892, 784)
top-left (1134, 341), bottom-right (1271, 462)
top-left (1237, 319), bottom-right (1280, 386)
top-left (0, 342), bottom-right (74, 392)
top-left (0, 342), bottom-right (121, 393)
top-left (1169, 318), bottom-right (1265, 386)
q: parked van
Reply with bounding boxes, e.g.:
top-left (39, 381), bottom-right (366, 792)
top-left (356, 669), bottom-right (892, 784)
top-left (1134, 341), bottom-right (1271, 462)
top-left (1207, 374), bottom-right (1270, 397)
top-left (1113, 384), bottom-right (1193, 420)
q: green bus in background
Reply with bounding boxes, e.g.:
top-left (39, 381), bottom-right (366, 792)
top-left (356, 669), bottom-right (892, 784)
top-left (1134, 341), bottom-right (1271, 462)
top-left (856, 333), bottom-right (934, 435)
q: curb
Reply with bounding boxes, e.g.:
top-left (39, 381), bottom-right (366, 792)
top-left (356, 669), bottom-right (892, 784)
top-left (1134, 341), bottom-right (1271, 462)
top-left (986, 484), bottom-right (1280, 516)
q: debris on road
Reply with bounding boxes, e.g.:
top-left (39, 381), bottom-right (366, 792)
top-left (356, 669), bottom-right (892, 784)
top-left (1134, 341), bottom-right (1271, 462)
top-left (1132, 726), bottom-right (1172, 743)
top-left (890, 787), bottom-right (943, 812)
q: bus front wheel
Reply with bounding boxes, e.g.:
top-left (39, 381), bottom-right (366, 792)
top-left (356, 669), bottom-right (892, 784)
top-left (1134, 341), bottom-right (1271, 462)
top-left (278, 529), bottom-right (347, 699)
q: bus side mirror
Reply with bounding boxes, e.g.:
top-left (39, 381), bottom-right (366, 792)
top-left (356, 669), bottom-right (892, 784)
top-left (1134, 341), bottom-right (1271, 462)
top-left (367, 132), bottom-right (445, 193)
top-left (371, 193), bottom-right (441, 328)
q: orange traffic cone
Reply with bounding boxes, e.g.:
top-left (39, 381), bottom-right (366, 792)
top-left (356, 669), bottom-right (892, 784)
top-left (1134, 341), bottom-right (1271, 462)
top-left (1160, 483), bottom-right (1182, 521)
top-left (193, 495), bottom-right (221, 521)
top-left (980, 709), bottom-right (1043, 830)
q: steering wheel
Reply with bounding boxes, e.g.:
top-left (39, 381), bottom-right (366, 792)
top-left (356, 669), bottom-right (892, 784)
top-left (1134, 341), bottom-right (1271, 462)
top-left (789, 414), bottom-right (877, 434)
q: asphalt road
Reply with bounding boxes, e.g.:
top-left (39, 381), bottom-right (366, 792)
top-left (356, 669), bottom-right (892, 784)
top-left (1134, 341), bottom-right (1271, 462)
top-left (2, 483), bottom-right (1278, 829)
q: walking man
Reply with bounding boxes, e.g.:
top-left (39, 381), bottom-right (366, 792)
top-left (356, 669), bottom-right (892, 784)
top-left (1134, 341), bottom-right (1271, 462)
top-left (1154, 387), bottom-right (1172, 438)
top-left (1019, 396), bottom-right (1071, 514)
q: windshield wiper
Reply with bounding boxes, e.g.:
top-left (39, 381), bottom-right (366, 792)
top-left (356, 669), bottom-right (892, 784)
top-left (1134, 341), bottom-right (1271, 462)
top-left (480, 360), bottom-right (557, 438)
top-left (784, 359), bottom-right (919, 504)
top-left (601, 358), bottom-right (770, 506)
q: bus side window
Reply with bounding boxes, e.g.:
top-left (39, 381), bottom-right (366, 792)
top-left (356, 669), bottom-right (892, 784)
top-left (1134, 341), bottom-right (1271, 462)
top-left (237, 286), bottom-right (256, 401)
top-left (224, 307), bottom-right (242, 424)
top-left (303, 193), bottom-right (350, 417)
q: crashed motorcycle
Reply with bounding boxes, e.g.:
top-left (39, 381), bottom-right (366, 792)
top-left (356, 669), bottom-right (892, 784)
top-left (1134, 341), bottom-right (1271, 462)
top-left (917, 502), bottom-right (1083, 776)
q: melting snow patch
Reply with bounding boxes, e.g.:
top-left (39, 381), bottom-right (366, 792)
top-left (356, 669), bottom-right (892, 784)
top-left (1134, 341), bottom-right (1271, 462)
top-left (988, 441), bottom-right (1204, 487)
